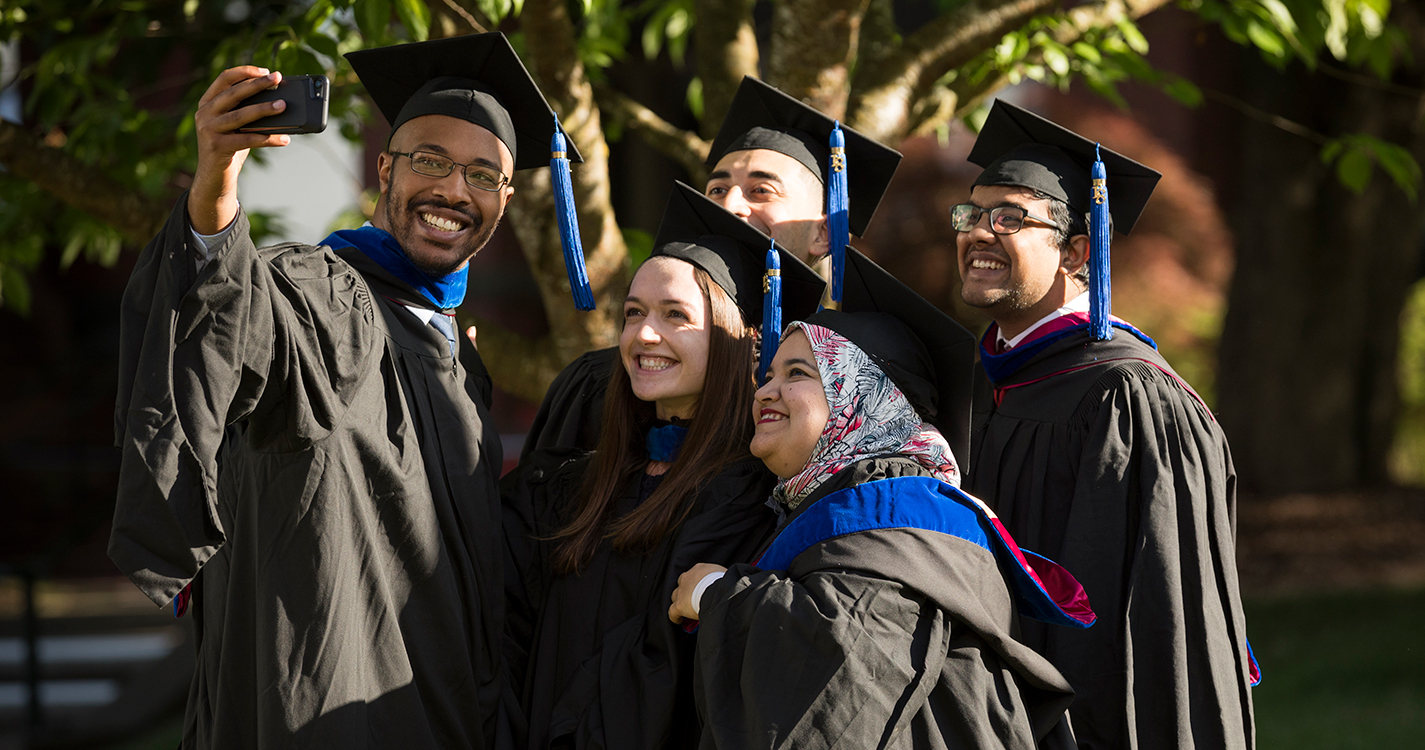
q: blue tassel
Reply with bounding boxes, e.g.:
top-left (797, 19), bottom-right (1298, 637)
top-left (552, 114), bottom-right (596, 311)
top-left (1089, 144), bottom-right (1112, 341)
top-left (759, 243), bottom-right (783, 384)
top-left (827, 121), bottom-right (849, 305)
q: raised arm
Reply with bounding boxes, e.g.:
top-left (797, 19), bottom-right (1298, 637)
top-left (188, 67), bottom-right (292, 234)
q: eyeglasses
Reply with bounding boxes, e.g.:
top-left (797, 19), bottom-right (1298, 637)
top-left (949, 203), bottom-right (1061, 235)
top-left (390, 150), bottom-right (510, 192)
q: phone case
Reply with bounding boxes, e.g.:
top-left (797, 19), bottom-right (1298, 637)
top-left (237, 74), bottom-right (329, 135)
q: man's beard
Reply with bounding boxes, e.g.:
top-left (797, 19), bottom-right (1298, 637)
top-left (960, 280), bottom-right (1036, 312)
top-left (385, 193), bottom-right (500, 277)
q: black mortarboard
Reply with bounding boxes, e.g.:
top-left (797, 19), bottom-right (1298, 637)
top-left (801, 248), bottom-right (977, 464)
top-left (967, 99), bottom-right (1159, 232)
top-left (345, 33), bottom-right (583, 171)
top-left (706, 77), bottom-right (902, 237)
top-left (653, 182), bottom-right (825, 327)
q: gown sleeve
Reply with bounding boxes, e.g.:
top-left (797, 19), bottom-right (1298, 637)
top-left (1053, 361), bottom-right (1255, 749)
top-left (518, 348), bottom-right (616, 460)
top-left (110, 194), bottom-right (376, 609)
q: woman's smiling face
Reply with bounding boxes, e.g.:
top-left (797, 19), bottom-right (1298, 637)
top-left (620, 257), bottom-right (711, 420)
top-left (751, 329), bottom-right (830, 477)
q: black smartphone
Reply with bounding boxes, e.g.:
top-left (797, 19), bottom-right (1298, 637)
top-left (237, 74), bottom-right (329, 134)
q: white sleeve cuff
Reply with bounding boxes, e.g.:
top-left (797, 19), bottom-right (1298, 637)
top-left (189, 214), bottom-right (239, 269)
top-left (690, 571), bottom-right (725, 617)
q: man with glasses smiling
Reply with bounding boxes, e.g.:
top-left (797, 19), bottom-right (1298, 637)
top-left (109, 33), bottom-right (571, 749)
top-left (956, 100), bottom-right (1259, 750)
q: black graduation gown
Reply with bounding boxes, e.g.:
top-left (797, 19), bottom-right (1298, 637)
top-left (518, 348), bottom-right (616, 460)
top-left (692, 458), bottom-right (1079, 750)
top-left (965, 328), bottom-right (1256, 750)
top-left (504, 450), bottom-right (778, 749)
top-left (110, 196), bottom-right (514, 749)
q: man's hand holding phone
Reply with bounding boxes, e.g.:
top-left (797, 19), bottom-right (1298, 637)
top-left (188, 68), bottom-right (294, 236)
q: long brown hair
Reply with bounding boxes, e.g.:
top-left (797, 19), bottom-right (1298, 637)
top-left (551, 259), bottom-right (758, 574)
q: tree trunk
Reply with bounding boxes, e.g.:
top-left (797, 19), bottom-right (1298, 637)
top-left (494, 0), bottom-right (629, 400)
top-left (1217, 9), bottom-right (1425, 493)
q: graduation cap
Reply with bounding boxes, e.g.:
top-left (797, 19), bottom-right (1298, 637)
top-left (346, 33), bottom-right (595, 309)
top-left (653, 182), bottom-right (826, 378)
top-left (967, 99), bottom-right (1162, 340)
top-left (800, 248), bottom-right (977, 465)
top-left (706, 77), bottom-right (903, 304)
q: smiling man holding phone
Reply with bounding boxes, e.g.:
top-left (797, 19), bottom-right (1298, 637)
top-left (109, 33), bottom-right (571, 748)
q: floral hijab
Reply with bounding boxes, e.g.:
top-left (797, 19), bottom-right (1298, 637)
top-left (773, 322), bottom-right (960, 509)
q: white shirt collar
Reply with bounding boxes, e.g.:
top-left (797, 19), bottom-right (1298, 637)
top-left (997, 292), bottom-right (1090, 351)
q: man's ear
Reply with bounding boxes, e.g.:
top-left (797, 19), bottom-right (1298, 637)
top-left (811, 216), bottom-right (829, 258)
top-left (377, 151), bottom-right (393, 195)
top-left (1062, 234), bottom-right (1091, 278)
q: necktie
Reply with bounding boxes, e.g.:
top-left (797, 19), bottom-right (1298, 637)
top-left (430, 312), bottom-right (458, 360)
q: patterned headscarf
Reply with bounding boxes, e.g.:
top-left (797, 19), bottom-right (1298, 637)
top-left (773, 323), bottom-right (960, 509)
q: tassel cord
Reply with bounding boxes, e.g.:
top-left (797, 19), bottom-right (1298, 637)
top-left (759, 245), bottom-right (783, 384)
top-left (827, 122), bottom-right (850, 304)
top-left (552, 116), bottom-right (596, 311)
top-left (1089, 144), bottom-right (1113, 341)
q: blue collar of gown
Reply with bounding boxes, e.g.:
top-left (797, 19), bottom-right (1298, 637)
top-left (321, 225), bottom-right (467, 309)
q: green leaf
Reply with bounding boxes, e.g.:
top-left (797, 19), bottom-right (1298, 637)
top-left (1320, 139), bottom-right (1345, 165)
top-left (1116, 18), bottom-right (1150, 55)
top-left (1245, 19), bottom-right (1286, 60)
top-left (1323, 0), bottom-right (1350, 59)
top-left (355, 0), bottom-right (391, 44)
top-left (1043, 45), bottom-right (1070, 77)
top-left (303, 1), bottom-right (337, 30)
top-left (642, 16), bottom-right (664, 59)
top-left (994, 32), bottom-right (1023, 66)
top-left (0, 263), bottom-right (32, 316)
top-left (1255, 0), bottom-right (1298, 34)
top-left (685, 76), bottom-right (703, 121)
top-left (623, 227), bottom-right (654, 267)
top-left (1071, 41), bottom-right (1102, 64)
top-left (962, 103), bottom-right (991, 134)
top-left (476, 0), bottom-right (516, 23)
top-left (1162, 76), bottom-right (1203, 107)
top-left (307, 33), bottom-right (341, 65)
top-left (1364, 137), bottom-right (1422, 201)
top-left (394, 0), bottom-right (430, 42)
top-left (1335, 146), bottom-right (1372, 193)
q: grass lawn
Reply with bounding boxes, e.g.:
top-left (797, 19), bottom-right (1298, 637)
top-left (1248, 586), bottom-right (1425, 748)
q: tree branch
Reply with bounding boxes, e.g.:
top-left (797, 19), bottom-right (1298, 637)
top-left (434, 0), bottom-right (490, 34)
top-left (693, 0), bottom-right (760, 138)
top-left (847, 0), bottom-right (1057, 141)
top-left (594, 82), bottom-right (710, 183)
top-left (0, 120), bottom-right (168, 245)
top-left (513, 0), bottom-right (628, 384)
top-left (766, 0), bottom-right (872, 117)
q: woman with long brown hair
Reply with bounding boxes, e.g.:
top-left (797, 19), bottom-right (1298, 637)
top-left (503, 183), bottom-right (825, 749)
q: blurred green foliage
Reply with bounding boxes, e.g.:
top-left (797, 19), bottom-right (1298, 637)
top-left (1392, 280), bottom-right (1425, 487)
top-left (0, 0), bottom-right (1418, 318)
